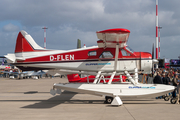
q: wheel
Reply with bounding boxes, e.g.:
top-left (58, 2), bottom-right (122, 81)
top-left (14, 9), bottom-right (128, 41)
top-left (105, 96), bottom-right (113, 104)
top-left (164, 96), bottom-right (170, 101)
top-left (162, 95), bottom-right (165, 99)
top-left (170, 98), bottom-right (177, 104)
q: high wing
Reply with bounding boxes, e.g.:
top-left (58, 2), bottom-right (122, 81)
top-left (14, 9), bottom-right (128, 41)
top-left (96, 28), bottom-right (130, 48)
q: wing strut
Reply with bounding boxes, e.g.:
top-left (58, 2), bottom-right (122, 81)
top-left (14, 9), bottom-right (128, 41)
top-left (114, 43), bottom-right (119, 71)
top-left (97, 75), bottom-right (106, 84)
top-left (94, 43), bottom-right (121, 84)
top-left (107, 71), bottom-right (116, 84)
top-left (93, 71), bottom-right (102, 84)
top-left (108, 43), bottom-right (119, 84)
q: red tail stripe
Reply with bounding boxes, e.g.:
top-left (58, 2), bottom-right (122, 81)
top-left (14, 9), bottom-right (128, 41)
top-left (15, 32), bottom-right (34, 53)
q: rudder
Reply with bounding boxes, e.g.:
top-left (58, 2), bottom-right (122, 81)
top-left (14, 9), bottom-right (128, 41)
top-left (15, 30), bottom-right (44, 53)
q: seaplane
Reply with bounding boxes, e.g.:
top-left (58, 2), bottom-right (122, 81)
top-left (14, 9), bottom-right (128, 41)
top-left (4, 28), bottom-right (174, 106)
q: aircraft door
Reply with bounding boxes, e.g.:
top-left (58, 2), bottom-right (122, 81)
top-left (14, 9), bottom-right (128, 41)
top-left (120, 49), bottom-right (136, 71)
top-left (98, 51), bottom-right (114, 71)
top-left (139, 52), bottom-right (152, 74)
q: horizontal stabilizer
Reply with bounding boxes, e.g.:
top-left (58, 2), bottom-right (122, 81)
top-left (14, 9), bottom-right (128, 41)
top-left (4, 54), bottom-right (16, 63)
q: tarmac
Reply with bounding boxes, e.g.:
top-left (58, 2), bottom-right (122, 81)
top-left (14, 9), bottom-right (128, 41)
top-left (0, 77), bottom-right (180, 120)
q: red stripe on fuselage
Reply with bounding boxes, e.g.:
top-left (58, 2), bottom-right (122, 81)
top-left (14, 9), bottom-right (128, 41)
top-left (17, 46), bottom-right (151, 63)
top-left (20, 47), bottom-right (114, 62)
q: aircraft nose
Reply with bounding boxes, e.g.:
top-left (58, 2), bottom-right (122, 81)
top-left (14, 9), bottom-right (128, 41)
top-left (152, 59), bottom-right (159, 64)
top-left (140, 52), bottom-right (152, 58)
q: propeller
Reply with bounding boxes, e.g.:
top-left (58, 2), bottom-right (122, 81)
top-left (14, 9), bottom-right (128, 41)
top-left (152, 43), bottom-right (154, 60)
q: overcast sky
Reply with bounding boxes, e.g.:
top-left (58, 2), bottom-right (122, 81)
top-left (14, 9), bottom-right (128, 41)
top-left (0, 0), bottom-right (180, 59)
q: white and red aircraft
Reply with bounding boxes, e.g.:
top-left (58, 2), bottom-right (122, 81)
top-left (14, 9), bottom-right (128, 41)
top-left (4, 28), bottom-right (174, 106)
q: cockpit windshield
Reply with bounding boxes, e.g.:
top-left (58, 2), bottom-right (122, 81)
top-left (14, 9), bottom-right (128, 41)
top-left (126, 46), bottom-right (134, 53)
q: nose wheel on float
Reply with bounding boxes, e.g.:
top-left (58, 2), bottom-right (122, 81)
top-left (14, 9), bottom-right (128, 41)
top-left (104, 96), bottom-right (113, 104)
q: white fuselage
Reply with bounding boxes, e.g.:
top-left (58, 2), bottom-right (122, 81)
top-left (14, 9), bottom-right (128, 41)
top-left (15, 59), bottom-right (152, 73)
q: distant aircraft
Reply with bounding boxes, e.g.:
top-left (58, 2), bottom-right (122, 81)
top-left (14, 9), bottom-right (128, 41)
top-left (4, 28), bottom-right (174, 106)
top-left (1, 70), bottom-right (45, 79)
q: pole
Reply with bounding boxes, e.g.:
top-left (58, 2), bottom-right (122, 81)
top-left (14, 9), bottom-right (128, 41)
top-left (158, 26), bottom-right (162, 59)
top-left (42, 27), bottom-right (48, 49)
top-left (156, 0), bottom-right (158, 59)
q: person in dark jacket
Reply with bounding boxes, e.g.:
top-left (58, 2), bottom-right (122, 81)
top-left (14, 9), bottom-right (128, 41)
top-left (153, 72), bottom-right (163, 84)
top-left (153, 72), bottom-right (163, 99)
top-left (167, 73), bottom-right (172, 85)
top-left (162, 73), bottom-right (170, 85)
top-left (172, 74), bottom-right (179, 100)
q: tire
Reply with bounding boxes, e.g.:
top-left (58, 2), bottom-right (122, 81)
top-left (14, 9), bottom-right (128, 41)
top-left (170, 98), bottom-right (177, 104)
top-left (164, 96), bottom-right (170, 101)
top-left (105, 96), bottom-right (113, 104)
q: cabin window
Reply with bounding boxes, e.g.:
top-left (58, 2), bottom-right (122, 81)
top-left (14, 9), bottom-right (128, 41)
top-left (88, 51), bottom-right (97, 56)
top-left (121, 49), bottom-right (130, 56)
top-left (126, 46), bottom-right (134, 53)
top-left (99, 51), bottom-right (113, 58)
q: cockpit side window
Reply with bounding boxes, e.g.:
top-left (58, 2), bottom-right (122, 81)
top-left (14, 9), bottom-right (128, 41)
top-left (88, 51), bottom-right (97, 56)
top-left (126, 46), bottom-right (134, 54)
top-left (99, 51), bottom-right (113, 58)
top-left (121, 49), bottom-right (130, 56)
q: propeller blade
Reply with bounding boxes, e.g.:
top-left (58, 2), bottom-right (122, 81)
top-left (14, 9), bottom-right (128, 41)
top-left (152, 43), bottom-right (154, 76)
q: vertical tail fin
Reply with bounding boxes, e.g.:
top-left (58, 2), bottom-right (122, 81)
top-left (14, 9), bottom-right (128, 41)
top-left (15, 30), bottom-right (44, 53)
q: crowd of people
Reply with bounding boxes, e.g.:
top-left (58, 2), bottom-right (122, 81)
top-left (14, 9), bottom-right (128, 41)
top-left (153, 68), bottom-right (180, 104)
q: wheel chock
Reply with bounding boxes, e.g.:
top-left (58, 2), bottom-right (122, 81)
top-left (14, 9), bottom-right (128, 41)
top-left (50, 89), bottom-right (56, 96)
top-left (111, 96), bottom-right (123, 106)
top-left (56, 89), bottom-right (61, 95)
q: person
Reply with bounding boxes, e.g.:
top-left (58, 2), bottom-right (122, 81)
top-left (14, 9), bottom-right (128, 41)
top-left (153, 72), bottom-right (163, 84)
top-left (172, 74), bottom-right (180, 104)
top-left (153, 72), bottom-right (163, 99)
top-left (162, 73), bottom-right (170, 85)
top-left (174, 70), bottom-right (178, 76)
top-left (177, 80), bottom-right (180, 104)
top-left (169, 72), bottom-right (174, 85)
top-left (166, 73), bottom-right (172, 85)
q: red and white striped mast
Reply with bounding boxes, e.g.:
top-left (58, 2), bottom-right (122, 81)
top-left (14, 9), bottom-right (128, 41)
top-left (158, 26), bottom-right (162, 59)
top-left (156, 0), bottom-right (158, 59)
top-left (42, 26), bottom-right (48, 49)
